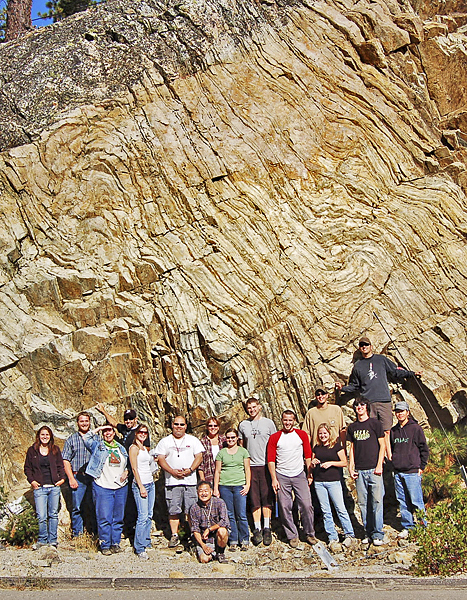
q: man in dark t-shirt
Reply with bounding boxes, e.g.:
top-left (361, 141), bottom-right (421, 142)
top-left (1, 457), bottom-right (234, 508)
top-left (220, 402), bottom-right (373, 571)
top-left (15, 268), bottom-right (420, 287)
top-left (347, 399), bottom-right (385, 546)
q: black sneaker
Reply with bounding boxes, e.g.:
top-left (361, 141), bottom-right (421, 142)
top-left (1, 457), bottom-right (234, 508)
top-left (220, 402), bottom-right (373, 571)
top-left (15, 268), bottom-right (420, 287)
top-left (262, 528), bottom-right (272, 546)
top-left (217, 553), bottom-right (228, 564)
top-left (252, 528), bottom-right (263, 546)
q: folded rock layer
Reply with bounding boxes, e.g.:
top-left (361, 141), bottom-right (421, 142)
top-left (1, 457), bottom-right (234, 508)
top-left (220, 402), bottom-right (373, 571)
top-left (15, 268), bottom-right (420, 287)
top-left (1, 0), bottom-right (467, 487)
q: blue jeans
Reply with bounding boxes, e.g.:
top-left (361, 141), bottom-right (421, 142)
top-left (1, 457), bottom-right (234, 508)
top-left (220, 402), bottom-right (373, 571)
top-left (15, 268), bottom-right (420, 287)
top-left (70, 473), bottom-right (94, 537)
top-left (314, 480), bottom-right (355, 541)
top-left (394, 472), bottom-right (426, 529)
top-left (355, 470), bottom-right (385, 540)
top-left (92, 482), bottom-right (128, 550)
top-left (132, 481), bottom-right (155, 554)
top-left (33, 486), bottom-right (61, 545)
top-left (219, 485), bottom-right (249, 545)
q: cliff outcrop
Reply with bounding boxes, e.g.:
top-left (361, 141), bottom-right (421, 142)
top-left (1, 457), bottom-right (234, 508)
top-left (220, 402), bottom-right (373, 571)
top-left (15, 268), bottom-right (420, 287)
top-left (1, 0), bottom-right (467, 489)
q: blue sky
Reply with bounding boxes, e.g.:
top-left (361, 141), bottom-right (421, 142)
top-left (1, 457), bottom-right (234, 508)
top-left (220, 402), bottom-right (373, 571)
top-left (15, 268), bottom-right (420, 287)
top-left (32, 0), bottom-right (54, 26)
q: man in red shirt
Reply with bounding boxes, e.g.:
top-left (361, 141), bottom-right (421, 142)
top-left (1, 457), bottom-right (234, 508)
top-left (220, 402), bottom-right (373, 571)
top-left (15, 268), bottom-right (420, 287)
top-left (267, 410), bottom-right (318, 547)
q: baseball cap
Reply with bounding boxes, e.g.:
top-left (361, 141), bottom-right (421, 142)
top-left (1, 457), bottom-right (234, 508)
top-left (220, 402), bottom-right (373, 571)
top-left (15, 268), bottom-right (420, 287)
top-left (359, 336), bottom-right (371, 345)
top-left (394, 401), bottom-right (410, 412)
top-left (124, 409), bottom-right (137, 420)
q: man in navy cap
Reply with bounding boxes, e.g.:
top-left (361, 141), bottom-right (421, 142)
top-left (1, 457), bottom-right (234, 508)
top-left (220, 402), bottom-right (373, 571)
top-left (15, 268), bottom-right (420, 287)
top-left (390, 401), bottom-right (429, 538)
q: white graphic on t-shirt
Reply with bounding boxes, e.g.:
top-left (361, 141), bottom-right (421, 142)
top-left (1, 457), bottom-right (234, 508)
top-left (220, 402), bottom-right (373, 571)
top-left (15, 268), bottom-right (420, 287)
top-left (368, 362), bottom-right (377, 380)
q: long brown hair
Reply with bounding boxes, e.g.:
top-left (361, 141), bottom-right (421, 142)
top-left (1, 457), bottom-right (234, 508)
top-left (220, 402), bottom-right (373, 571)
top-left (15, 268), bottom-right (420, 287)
top-left (131, 424), bottom-right (149, 447)
top-left (34, 426), bottom-right (60, 455)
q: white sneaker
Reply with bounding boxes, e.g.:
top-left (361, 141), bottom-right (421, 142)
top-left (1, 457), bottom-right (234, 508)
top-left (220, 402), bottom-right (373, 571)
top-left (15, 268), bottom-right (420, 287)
top-left (361, 537), bottom-right (370, 545)
top-left (373, 538), bottom-right (385, 546)
top-left (398, 529), bottom-right (409, 539)
top-left (138, 551), bottom-right (149, 560)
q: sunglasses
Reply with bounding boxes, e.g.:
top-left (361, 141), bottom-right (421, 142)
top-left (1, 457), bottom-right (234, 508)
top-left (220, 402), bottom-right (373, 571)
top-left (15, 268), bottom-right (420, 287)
top-left (207, 424), bottom-right (219, 428)
top-left (359, 342), bottom-right (370, 348)
top-left (355, 402), bottom-right (367, 407)
top-left (226, 436), bottom-right (237, 440)
top-left (173, 423), bottom-right (186, 427)
top-left (138, 430), bottom-right (149, 435)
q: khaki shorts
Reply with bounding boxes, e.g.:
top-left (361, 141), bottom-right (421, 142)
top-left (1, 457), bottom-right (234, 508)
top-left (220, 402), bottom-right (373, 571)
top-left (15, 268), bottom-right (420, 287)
top-left (165, 485), bottom-right (197, 516)
top-left (369, 402), bottom-right (392, 432)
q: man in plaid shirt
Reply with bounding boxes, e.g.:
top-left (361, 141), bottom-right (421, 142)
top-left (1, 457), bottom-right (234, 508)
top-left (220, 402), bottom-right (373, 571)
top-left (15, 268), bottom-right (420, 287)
top-left (62, 412), bottom-right (94, 537)
top-left (189, 482), bottom-right (230, 563)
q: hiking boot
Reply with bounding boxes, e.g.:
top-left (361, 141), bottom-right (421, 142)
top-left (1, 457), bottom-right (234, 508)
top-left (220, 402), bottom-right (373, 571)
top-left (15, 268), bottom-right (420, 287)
top-left (110, 544), bottom-right (124, 554)
top-left (342, 536), bottom-right (356, 548)
top-left (168, 534), bottom-right (180, 548)
top-left (262, 528), bottom-right (272, 546)
top-left (252, 528), bottom-right (263, 546)
top-left (289, 537), bottom-right (299, 548)
top-left (228, 544), bottom-right (238, 552)
top-left (240, 542), bottom-right (249, 551)
top-left (217, 552), bottom-right (228, 564)
top-left (306, 535), bottom-right (319, 545)
top-left (101, 548), bottom-right (112, 556)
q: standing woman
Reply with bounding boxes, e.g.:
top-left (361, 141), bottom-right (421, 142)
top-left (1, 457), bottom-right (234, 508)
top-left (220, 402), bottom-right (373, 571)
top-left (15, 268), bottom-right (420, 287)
top-left (214, 428), bottom-right (251, 551)
top-left (83, 424), bottom-right (128, 555)
top-left (311, 423), bottom-right (355, 545)
top-left (24, 426), bottom-right (66, 549)
top-left (129, 424), bottom-right (155, 560)
top-left (198, 417), bottom-right (227, 484)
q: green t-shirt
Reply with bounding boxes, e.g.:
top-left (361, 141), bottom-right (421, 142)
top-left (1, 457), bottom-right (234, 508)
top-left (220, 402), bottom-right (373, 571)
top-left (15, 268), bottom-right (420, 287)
top-left (216, 447), bottom-right (250, 486)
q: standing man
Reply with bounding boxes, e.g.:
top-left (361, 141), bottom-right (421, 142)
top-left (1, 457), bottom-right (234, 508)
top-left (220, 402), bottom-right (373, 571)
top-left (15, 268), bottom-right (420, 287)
top-left (154, 415), bottom-right (204, 547)
top-left (189, 481), bottom-right (230, 563)
top-left (96, 404), bottom-right (150, 450)
top-left (390, 401), bottom-right (429, 537)
top-left (267, 410), bottom-right (318, 548)
top-left (62, 411), bottom-right (95, 538)
top-left (347, 399), bottom-right (386, 545)
top-left (303, 388), bottom-right (346, 449)
top-left (238, 397), bottom-right (276, 546)
top-left (336, 337), bottom-right (422, 457)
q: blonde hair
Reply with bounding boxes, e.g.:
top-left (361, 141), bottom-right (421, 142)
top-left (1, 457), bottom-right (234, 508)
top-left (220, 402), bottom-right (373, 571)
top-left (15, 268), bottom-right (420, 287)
top-left (316, 423), bottom-right (338, 448)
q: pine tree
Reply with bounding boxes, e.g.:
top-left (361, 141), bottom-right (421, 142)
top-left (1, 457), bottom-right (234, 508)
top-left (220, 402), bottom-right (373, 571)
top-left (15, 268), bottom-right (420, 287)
top-left (4, 0), bottom-right (32, 41)
top-left (38, 0), bottom-right (92, 22)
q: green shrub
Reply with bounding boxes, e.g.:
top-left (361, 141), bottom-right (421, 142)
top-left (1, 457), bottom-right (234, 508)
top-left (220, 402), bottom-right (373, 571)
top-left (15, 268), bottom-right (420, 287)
top-left (1, 503), bottom-right (39, 547)
top-left (422, 426), bottom-right (467, 504)
top-left (412, 489), bottom-right (467, 576)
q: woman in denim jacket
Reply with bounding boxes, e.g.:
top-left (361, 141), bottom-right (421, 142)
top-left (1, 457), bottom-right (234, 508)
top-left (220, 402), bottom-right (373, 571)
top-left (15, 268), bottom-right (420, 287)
top-left (83, 424), bottom-right (128, 555)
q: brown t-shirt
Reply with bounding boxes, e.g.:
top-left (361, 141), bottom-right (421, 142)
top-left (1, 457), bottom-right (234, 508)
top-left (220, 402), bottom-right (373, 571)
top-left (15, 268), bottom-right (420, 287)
top-left (303, 404), bottom-right (345, 448)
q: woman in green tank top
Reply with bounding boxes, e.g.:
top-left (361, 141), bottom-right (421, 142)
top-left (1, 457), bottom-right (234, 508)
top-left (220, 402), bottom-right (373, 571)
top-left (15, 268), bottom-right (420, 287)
top-left (214, 428), bottom-right (251, 550)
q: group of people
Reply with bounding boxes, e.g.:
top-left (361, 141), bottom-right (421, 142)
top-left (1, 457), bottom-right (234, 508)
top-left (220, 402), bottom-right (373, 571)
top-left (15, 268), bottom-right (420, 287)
top-left (23, 337), bottom-right (429, 563)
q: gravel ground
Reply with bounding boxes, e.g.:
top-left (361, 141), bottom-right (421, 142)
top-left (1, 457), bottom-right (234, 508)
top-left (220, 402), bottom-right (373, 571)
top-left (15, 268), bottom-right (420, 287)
top-left (0, 526), bottom-right (417, 581)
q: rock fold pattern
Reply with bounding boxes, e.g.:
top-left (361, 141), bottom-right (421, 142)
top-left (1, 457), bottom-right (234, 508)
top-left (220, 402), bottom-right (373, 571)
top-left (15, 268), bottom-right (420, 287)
top-left (1, 0), bottom-right (467, 487)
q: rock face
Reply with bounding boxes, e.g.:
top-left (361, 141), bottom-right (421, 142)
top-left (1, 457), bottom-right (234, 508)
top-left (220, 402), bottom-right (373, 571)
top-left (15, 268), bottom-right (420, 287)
top-left (1, 0), bottom-right (467, 489)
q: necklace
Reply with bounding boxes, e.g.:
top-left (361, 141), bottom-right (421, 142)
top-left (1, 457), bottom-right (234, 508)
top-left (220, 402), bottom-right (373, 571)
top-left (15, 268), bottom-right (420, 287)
top-left (173, 435), bottom-right (185, 457)
top-left (202, 499), bottom-right (213, 525)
